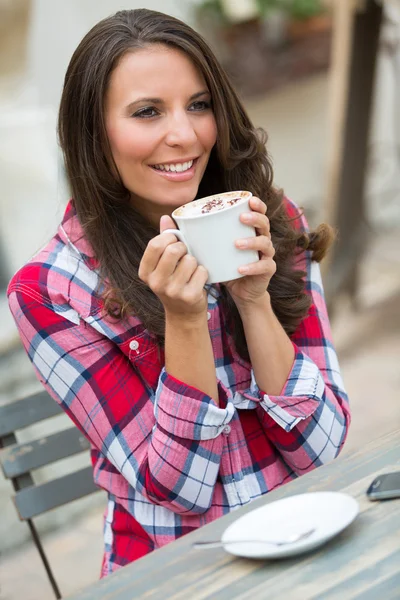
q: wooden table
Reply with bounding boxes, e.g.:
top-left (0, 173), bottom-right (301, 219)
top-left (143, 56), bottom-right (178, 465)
top-left (68, 428), bottom-right (400, 600)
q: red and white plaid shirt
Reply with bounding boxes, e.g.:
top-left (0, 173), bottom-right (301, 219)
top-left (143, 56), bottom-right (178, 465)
top-left (8, 199), bottom-right (350, 576)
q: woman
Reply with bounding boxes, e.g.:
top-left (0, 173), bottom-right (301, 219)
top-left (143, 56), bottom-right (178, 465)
top-left (8, 9), bottom-right (350, 576)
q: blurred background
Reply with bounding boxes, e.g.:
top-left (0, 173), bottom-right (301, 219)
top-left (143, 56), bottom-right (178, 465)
top-left (0, 1), bottom-right (399, 598)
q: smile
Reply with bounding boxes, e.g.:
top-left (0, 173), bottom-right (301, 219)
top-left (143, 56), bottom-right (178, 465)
top-left (150, 158), bottom-right (199, 182)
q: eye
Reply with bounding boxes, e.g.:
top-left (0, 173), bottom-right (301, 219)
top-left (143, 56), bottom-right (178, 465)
top-left (132, 107), bottom-right (159, 119)
top-left (189, 100), bottom-right (212, 112)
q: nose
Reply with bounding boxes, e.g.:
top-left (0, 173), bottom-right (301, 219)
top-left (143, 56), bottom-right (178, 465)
top-left (164, 111), bottom-right (198, 147)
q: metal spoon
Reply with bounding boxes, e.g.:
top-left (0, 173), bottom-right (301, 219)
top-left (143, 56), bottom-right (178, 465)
top-left (192, 528), bottom-right (316, 550)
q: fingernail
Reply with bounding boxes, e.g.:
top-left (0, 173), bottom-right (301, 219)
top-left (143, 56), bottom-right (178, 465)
top-left (236, 239), bottom-right (248, 248)
top-left (239, 265), bottom-right (249, 274)
top-left (242, 214), bottom-right (252, 223)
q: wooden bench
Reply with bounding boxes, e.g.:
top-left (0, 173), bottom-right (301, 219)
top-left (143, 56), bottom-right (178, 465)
top-left (0, 390), bottom-right (100, 599)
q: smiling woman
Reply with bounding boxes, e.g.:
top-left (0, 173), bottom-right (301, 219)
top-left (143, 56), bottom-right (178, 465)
top-left (7, 8), bottom-right (350, 580)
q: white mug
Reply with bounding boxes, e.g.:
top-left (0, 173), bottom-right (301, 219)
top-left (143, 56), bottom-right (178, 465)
top-left (164, 191), bottom-right (259, 284)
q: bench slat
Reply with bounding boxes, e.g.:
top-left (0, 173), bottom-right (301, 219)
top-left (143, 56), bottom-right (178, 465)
top-left (0, 427), bottom-right (91, 478)
top-left (14, 467), bottom-right (99, 519)
top-left (0, 391), bottom-right (62, 437)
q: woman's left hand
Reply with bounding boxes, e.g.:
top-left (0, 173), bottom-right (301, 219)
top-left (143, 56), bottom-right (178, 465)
top-left (224, 196), bottom-right (276, 307)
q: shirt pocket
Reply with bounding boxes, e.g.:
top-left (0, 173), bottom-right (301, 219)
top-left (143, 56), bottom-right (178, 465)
top-left (120, 330), bottom-right (164, 393)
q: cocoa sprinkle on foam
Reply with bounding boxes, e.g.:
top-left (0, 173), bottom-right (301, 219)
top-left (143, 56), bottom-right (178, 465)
top-left (201, 196), bottom-right (241, 214)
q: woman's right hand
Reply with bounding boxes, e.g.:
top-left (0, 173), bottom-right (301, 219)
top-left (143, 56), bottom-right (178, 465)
top-left (138, 215), bottom-right (209, 320)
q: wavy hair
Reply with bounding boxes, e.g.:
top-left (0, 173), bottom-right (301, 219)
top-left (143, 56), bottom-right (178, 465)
top-left (58, 9), bottom-right (333, 361)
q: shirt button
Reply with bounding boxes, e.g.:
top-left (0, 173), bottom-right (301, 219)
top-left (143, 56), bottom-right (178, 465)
top-left (223, 425), bottom-right (231, 435)
top-left (207, 311), bottom-right (211, 321)
top-left (129, 340), bottom-right (139, 351)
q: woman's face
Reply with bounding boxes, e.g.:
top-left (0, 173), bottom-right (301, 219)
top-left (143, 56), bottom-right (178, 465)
top-left (105, 44), bottom-right (218, 226)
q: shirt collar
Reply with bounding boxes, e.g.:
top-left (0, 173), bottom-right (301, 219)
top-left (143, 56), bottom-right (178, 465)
top-left (57, 200), bottom-right (99, 269)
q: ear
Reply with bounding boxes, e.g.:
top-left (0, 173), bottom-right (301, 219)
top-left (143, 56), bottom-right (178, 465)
top-left (159, 215), bottom-right (176, 233)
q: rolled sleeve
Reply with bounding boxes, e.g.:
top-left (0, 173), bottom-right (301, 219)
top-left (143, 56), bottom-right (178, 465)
top-left (245, 345), bottom-right (322, 431)
top-left (155, 369), bottom-right (236, 440)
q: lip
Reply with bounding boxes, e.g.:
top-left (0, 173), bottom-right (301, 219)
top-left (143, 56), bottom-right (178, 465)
top-left (150, 157), bottom-right (199, 182)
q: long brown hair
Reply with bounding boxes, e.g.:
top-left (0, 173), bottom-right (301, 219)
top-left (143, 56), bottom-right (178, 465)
top-left (58, 9), bottom-right (333, 361)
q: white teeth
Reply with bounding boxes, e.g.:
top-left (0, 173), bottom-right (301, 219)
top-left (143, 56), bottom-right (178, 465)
top-left (153, 160), bottom-right (194, 172)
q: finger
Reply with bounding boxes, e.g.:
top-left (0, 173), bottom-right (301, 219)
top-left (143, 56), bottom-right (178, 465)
top-left (154, 241), bottom-right (188, 278)
top-left (159, 214), bottom-right (176, 233)
top-left (235, 236), bottom-right (275, 257)
top-left (183, 265), bottom-right (209, 301)
top-left (238, 258), bottom-right (276, 277)
top-left (240, 212), bottom-right (270, 236)
top-left (248, 196), bottom-right (267, 215)
top-left (139, 233), bottom-right (182, 281)
top-left (166, 254), bottom-right (199, 295)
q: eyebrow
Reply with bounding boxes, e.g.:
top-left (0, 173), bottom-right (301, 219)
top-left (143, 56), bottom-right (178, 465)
top-left (126, 90), bottom-right (210, 112)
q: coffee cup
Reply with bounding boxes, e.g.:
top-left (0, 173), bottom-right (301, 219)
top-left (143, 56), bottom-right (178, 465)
top-left (163, 190), bottom-right (259, 284)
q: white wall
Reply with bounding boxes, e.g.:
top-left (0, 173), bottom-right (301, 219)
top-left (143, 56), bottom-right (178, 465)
top-left (27, 0), bottom-right (197, 109)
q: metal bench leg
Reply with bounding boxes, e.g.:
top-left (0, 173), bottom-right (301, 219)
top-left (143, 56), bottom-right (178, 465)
top-left (27, 519), bottom-right (62, 599)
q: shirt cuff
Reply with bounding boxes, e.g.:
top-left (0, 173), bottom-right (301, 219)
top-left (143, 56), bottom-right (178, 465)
top-left (242, 344), bottom-right (323, 431)
top-left (154, 368), bottom-right (235, 440)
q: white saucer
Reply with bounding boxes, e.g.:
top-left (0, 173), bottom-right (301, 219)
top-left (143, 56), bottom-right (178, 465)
top-left (221, 492), bottom-right (359, 559)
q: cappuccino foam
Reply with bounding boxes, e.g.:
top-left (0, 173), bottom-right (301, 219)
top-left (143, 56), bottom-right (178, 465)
top-left (175, 192), bottom-right (247, 218)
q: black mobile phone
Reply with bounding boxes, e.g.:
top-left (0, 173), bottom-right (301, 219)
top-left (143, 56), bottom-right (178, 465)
top-left (366, 471), bottom-right (400, 501)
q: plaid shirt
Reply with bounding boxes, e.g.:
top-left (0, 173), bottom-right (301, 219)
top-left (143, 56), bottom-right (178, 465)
top-left (8, 199), bottom-right (350, 577)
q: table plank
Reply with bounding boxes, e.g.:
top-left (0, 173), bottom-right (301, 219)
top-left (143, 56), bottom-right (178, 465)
top-left (68, 429), bottom-right (400, 600)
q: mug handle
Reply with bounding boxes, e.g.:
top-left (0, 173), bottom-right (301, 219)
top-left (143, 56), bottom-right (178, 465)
top-left (162, 228), bottom-right (192, 255)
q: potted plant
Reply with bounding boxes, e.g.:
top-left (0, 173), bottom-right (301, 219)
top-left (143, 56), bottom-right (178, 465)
top-left (194, 0), bottom-right (331, 72)
top-left (286, 0), bottom-right (331, 41)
